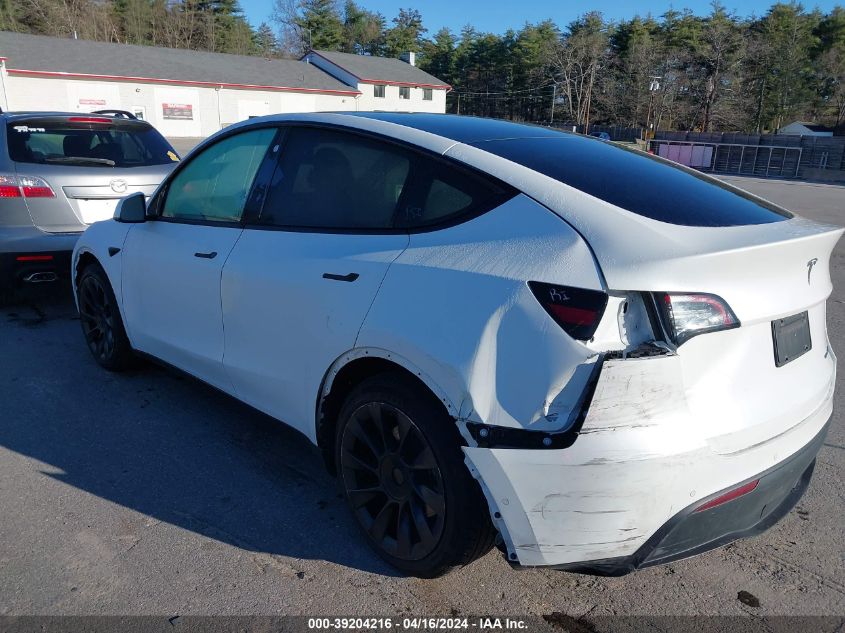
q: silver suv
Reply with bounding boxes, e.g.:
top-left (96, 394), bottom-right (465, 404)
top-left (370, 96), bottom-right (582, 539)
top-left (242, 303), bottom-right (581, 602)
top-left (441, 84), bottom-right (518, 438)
top-left (0, 111), bottom-right (178, 295)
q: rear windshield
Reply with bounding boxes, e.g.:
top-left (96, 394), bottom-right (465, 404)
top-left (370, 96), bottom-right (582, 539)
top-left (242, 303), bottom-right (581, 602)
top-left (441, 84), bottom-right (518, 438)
top-left (474, 136), bottom-right (791, 227)
top-left (6, 118), bottom-right (178, 168)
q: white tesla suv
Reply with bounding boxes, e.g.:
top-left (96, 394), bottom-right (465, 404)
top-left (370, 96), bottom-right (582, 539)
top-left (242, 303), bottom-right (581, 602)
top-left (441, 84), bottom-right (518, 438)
top-left (72, 113), bottom-right (841, 577)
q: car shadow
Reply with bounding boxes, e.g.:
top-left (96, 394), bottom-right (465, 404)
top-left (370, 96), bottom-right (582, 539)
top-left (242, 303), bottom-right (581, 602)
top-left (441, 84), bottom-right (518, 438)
top-left (0, 283), bottom-right (401, 576)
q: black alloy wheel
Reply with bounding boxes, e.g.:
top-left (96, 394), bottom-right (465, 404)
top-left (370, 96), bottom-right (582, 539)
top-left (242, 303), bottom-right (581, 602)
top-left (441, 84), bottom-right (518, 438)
top-left (77, 263), bottom-right (134, 371)
top-left (79, 273), bottom-right (116, 363)
top-left (335, 373), bottom-right (497, 577)
top-left (340, 401), bottom-right (447, 561)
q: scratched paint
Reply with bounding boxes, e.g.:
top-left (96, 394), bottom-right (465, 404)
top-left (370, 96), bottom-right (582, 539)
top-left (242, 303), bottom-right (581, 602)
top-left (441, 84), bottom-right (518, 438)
top-left (71, 112), bottom-right (842, 571)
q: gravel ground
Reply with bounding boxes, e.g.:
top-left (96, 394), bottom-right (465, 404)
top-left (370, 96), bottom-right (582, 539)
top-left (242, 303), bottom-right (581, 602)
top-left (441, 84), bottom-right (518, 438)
top-left (0, 176), bottom-right (843, 621)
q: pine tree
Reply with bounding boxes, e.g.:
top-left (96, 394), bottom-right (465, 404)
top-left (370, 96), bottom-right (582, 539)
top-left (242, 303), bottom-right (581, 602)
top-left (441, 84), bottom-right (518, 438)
top-left (294, 0), bottom-right (344, 51)
top-left (384, 8), bottom-right (425, 57)
top-left (255, 21), bottom-right (280, 57)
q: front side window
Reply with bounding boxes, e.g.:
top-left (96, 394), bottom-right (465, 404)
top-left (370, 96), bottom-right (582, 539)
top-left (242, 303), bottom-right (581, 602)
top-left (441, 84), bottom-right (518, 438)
top-left (373, 84), bottom-right (385, 98)
top-left (161, 128), bottom-right (276, 223)
top-left (258, 127), bottom-right (411, 230)
top-left (423, 88), bottom-right (433, 101)
top-left (399, 86), bottom-right (411, 99)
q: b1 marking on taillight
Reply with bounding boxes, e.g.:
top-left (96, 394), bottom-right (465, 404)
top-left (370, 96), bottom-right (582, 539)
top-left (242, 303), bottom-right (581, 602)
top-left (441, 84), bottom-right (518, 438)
top-left (529, 281), bottom-right (608, 341)
top-left (0, 174), bottom-right (55, 198)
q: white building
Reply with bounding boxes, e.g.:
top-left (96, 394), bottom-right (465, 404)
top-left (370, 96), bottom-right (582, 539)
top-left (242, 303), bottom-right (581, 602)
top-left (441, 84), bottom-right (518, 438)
top-left (0, 32), bottom-right (449, 138)
top-left (303, 50), bottom-right (449, 114)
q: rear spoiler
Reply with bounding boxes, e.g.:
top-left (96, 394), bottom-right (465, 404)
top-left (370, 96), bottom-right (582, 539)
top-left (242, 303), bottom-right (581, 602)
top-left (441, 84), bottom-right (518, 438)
top-left (91, 109), bottom-right (137, 120)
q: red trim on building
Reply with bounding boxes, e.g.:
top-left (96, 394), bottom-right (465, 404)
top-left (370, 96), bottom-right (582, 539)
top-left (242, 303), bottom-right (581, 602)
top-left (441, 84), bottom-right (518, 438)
top-left (5, 68), bottom-right (362, 96)
top-left (306, 50), bottom-right (451, 90)
top-left (360, 78), bottom-right (451, 89)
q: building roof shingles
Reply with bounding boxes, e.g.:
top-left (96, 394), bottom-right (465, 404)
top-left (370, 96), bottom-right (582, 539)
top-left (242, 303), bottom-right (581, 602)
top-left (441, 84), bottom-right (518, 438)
top-left (308, 49), bottom-right (449, 88)
top-left (0, 31), bottom-right (358, 94)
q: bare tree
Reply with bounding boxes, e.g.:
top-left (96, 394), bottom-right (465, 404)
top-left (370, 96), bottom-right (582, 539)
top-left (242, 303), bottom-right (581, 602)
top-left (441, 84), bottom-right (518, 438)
top-left (550, 12), bottom-right (608, 130)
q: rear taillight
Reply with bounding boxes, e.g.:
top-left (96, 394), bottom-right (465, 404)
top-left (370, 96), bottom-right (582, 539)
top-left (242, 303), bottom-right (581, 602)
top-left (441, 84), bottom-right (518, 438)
top-left (529, 281), bottom-right (608, 341)
top-left (0, 174), bottom-right (55, 198)
top-left (0, 174), bottom-right (21, 197)
top-left (19, 175), bottom-right (56, 198)
top-left (655, 292), bottom-right (739, 345)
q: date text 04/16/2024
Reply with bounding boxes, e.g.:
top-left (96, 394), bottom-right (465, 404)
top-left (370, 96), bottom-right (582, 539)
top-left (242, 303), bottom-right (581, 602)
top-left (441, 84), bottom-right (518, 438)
top-left (307, 618), bottom-right (529, 630)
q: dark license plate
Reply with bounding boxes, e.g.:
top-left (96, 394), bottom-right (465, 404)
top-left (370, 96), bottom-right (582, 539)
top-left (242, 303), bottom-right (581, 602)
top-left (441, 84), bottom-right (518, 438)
top-left (772, 311), bottom-right (812, 367)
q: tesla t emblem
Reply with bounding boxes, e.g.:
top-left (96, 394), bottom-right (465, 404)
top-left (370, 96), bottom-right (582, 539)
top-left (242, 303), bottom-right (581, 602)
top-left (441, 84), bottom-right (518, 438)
top-left (110, 179), bottom-right (128, 194)
top-left (807, 258), bottom-right (818, 285)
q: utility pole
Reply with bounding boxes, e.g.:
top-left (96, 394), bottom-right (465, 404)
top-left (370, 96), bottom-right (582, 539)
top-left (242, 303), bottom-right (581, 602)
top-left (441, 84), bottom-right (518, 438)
top-left (644, 76), bottom-right (661, 142)
top-left (550, 83), bottom-right (556, 127)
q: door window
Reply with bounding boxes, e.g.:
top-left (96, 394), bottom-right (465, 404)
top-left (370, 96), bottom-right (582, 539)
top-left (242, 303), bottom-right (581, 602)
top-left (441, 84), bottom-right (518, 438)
top-left (162, 128), bottom-right (276, 223)
top-left (257, 128), bottom-right (410, 230)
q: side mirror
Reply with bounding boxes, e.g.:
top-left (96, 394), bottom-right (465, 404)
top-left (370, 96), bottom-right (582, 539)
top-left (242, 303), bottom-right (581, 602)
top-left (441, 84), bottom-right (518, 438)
top-left (114, 192), bottom-right (146, 223)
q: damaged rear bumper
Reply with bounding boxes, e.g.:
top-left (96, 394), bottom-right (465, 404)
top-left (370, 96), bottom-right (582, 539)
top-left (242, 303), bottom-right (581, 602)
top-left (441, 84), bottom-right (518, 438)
top-left (552, 418), bottom-right (827, 575)
top-left (462, 350), bottom-right (834, 570)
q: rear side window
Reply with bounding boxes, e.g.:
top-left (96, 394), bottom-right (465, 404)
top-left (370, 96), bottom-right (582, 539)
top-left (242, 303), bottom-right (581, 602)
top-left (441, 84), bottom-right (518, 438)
top-left (162, 128), bottom-right (276, 223)
top-left (6, 118), bottom-right (177, 168)
top-left (395, 156), bottom-right (514, 229)
top-left (258, 127), bottom-right (411, 230)
top-left (475, 137), bottom-right (791, 226)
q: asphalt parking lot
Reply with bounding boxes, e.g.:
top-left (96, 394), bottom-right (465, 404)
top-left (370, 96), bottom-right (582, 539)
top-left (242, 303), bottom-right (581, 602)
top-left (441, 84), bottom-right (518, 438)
top-left (1, 176), bottom-right (844, 620)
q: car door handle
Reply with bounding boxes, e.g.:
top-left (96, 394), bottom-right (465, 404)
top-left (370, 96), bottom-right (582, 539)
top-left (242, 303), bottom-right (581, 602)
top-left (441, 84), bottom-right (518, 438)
top-left (194, 251), bottom-right (218, 259)
top-left (322, 272), bottom-right (359, 282)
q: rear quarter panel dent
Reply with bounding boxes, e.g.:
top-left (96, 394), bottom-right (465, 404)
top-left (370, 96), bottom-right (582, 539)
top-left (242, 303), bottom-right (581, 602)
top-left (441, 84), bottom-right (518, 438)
top-left (355, 195), bottom-right (605, 433)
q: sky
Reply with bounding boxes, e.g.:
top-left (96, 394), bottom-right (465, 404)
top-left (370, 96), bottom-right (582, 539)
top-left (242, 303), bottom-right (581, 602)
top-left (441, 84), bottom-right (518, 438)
top-left (239, 0), bottom-right (842, 33)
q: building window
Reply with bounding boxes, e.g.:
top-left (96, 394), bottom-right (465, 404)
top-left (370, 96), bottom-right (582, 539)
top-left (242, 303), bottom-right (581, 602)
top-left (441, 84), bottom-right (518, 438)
top-left (399, 86), bottom-right (411, 100)
top-left (373, 84), bottom-right (385, 98)
top-left (423, 88), bottom-right (433, 101)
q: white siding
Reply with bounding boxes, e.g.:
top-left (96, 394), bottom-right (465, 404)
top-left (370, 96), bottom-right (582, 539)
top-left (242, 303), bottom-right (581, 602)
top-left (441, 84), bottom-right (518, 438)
top-left (356, 82), bottom-right (446, 113)
top-left (304, 52), bottom-right (447, 114)
top-left (3, 74), bottom-right (354, 137)
top-left (2, 51), bottom-right (448, 137)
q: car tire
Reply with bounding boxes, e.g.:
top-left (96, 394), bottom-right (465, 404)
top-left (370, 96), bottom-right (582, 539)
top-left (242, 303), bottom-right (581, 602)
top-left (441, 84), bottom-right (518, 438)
top-left (335, 372), bottom-right (497, 577)
top-left (77, 261), bottom-right (134, 371)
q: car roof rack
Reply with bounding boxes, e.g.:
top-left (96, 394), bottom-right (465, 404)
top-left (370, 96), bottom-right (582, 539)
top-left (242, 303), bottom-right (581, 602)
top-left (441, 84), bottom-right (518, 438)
top-left (90, 109), bottom-right (138, 120)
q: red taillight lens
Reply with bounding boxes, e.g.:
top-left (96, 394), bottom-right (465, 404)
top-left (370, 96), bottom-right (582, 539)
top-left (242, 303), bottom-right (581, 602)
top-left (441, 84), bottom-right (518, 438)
top-left (656, 292), bottom-right (739, 345)
top-left (0, 174), bottom-right (56, 199)
top-left (529, 281), bottom-right (608, 341)
top-left (19, 176), bottom-right (55, 198)
top-left (693, 479), bottom-right (759, 513)
top-left (0, 174), bottom-right (21, 197)
top-left (16, 255), bottom-right (54, 262)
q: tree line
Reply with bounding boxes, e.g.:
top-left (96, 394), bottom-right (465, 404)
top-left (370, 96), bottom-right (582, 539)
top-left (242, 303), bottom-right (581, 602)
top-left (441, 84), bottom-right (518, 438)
top-left (1, 0), bottom-right (843, 133)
